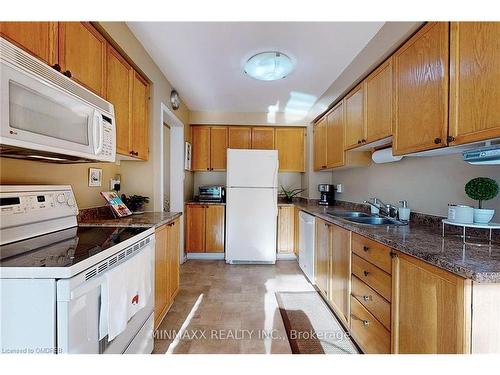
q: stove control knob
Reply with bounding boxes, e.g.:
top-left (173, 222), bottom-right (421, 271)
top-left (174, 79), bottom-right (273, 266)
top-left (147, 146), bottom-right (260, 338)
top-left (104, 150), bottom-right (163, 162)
top-left (57, 193), bottom-right (66, 203)
top-left (67, 198), bottom-right (75, 207)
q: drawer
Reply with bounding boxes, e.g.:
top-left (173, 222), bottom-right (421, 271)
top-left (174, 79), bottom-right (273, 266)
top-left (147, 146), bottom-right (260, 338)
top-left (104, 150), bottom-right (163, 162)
top-left (350, 297), bottom-right (391, 354)
top-left (351, 275), bottom-right (391, 331)
top-left (352, 233), bottom-right (392, 274)
top-left (352, 254), bottom-right (392, 302)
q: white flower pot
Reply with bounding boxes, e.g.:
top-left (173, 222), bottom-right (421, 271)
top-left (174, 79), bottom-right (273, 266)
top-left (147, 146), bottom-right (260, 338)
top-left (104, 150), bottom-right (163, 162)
top-left (473, 208), bottom-right (495, 224)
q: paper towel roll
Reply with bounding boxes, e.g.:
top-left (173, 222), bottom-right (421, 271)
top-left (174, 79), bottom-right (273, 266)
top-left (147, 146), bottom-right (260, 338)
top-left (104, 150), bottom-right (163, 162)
top-left (372, 147), bottom-right (403, 164)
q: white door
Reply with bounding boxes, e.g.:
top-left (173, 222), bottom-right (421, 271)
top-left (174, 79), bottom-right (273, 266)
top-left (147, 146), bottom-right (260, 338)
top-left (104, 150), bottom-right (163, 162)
top-left (226, 187), bottom-right (277, 263)
top-left (227, 149), bottom-right (278, 188)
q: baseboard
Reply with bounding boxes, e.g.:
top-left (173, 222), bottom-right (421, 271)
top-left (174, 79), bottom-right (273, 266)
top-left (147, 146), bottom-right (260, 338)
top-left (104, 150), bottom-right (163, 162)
top-left (277, 253), bottom-right (297, 260)
top-left (186, 252), bottom-right (225, 260)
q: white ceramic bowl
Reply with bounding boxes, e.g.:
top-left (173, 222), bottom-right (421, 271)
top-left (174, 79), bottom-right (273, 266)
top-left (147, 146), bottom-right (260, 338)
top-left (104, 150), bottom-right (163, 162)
top-left (447, 205), bottom-right (474, 224)
top-left (473, 208), bottom-right (495, 224)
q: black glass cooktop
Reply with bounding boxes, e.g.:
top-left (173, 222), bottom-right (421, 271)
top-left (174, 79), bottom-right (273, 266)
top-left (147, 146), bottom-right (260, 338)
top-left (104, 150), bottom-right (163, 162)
top-left (0, 226), bottom-right (148, 268)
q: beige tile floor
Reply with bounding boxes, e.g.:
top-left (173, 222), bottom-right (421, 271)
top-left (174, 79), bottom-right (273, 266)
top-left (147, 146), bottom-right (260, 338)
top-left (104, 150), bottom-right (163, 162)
top-left (153, 260), bottom-right (316, 354)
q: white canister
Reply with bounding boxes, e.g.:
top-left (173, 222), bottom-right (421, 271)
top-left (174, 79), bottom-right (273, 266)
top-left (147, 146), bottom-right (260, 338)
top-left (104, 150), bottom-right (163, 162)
top-left (447, 205), bottom-right (474, 224)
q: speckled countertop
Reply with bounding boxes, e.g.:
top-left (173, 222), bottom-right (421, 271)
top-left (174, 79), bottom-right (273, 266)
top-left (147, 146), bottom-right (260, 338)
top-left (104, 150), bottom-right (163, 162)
top-left (78, 210), bottom-right (182, 228)
top-left (185, 201), bottom-right (226, 205)
top-left (294, 202), bottom-right (500, 283)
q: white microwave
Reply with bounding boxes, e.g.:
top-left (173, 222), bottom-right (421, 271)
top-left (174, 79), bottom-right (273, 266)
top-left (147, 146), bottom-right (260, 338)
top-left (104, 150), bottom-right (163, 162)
top-left (0, 37), bottom-right (116, 163)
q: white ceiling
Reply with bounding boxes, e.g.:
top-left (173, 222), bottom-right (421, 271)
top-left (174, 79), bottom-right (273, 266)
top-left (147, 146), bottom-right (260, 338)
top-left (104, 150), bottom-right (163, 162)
top-left (127, 22), bottom-right (384, 122)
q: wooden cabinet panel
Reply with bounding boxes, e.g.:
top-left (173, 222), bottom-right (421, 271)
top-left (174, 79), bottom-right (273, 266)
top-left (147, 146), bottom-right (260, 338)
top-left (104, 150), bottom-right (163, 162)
top-left (329, 225), bottom-right (351, 324)
top-left (205, 205), bottom-right (225, 253)
top-left (131, 72), bottom-right (149, 160)
top-left (351, 233), bottom-right (392, 275)
top-left (167, 219), bottom-right (180, 300)
top-left (313, 118), bottom-right (327, 171)
top-left (393, 22), bottom-right (449, 156)
top-left (106, 45), bottom-right (133, 156)
top-left (293, 206), bottom-right (300, 256)
top-left (58, 22), bottom-right (107, 96)
top-left (352, 254), bottom-right (392, 302)
top-left (449, 22), bottom-right (500, 145)
top-left (326, 102), bottom-right (345, 168)
top-left (365, 58), bottom-right (393, 143)
top-left (192, 127), bottom-right (211, 171)
top-left (275, 127), bottom-right (305, 172)
top-left (185, 205), bottom-right (206, 252)
top-left (344, 84), bottom-right (365, 149)
top-left (352, 276), bottom-right (391, 331)
top-left (277, 206), bottom-right (294, 254)
top-left (394, 252), bottom-right (470, 354)
top-left (210, 127), bottom-right (228, 171)
top-left (350, 297), bottom-right (391, 354)
top-left (315, 219), bottom-right (330, 297)
top-left (0, 22), bottom-right (58, 65)
top-left (228, 127), bottom-right (251, 149)
top-left (251, 127), bottom-right (275, 149)
top-left (154, 225), bottom-right (168, 329)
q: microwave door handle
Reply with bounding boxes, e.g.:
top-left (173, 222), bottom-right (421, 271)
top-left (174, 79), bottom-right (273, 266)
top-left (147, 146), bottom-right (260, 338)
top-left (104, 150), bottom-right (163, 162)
top-left (93, 111), bottom-right (104, 155)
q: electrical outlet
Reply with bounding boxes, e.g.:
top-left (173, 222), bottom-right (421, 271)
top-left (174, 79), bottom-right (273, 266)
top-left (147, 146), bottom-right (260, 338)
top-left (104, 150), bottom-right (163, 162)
top-left (336, 184), bottom-right (343, 193)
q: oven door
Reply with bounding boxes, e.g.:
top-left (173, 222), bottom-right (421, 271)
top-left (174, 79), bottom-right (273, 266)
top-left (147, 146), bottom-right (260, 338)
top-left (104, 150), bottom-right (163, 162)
top-left (0, 61), bottom-right (103, 160)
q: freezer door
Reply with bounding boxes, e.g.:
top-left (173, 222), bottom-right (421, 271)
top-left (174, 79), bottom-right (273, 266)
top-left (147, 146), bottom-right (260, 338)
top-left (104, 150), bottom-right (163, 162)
top-left (227, 149), bottom-right (278, 188)
top-left (225, 187), bottom-right (277, 263)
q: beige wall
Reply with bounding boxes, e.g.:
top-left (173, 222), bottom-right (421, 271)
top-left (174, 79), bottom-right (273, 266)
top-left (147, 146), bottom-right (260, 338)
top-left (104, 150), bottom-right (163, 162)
top-left (0, 158), bottom-right (120, 208)
top-left (331, 154), bottom-right (500, 220)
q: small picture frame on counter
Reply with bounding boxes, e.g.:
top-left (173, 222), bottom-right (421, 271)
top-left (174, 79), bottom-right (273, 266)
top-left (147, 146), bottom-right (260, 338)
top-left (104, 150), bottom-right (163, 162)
top-left (88, 168), bottom-right (102, 187)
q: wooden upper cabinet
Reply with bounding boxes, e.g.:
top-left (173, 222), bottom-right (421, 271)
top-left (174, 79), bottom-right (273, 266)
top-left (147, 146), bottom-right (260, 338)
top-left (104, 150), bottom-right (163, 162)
top-left (228, 127), bottom-right (251, 149)
top-left (251, 127), bottom-right (275, 149)
top-left (210, 127), bottom-right (228, 171)
top-left (393, 22), bottom-right (449, 156)
top-left (192, 127), bottom-right (211, 171)
top-left (326, 102), bottom-right (345, 168)
top-left (344, 84), bottom-right (365, 149)
top-left (58, 22), bottom-right (107, 96)
top-left (131, 72), bottom-right (149, 160)
top-left (277, 206), bottom-right (294, 254)
top-left (275, 127), bottom-right (305, 172)
top-left (185, 204), bottom-right (206, 252)
top-left (365, 57), bottom-right (393, 143)
top-left (313, 118), bottom-right (327, 171)
top-left (449, 22), bottom-right (500, 145)
top-left (329, 225), bottom-right (351, 324)
top-left (106, 45), bottom-right (133, 156)
top-left (0, 22), bottom-right (58, 65)
top-left (394, 252), bottom-right (470, 354)
top-left (205, 205), bottom-right (225, 253)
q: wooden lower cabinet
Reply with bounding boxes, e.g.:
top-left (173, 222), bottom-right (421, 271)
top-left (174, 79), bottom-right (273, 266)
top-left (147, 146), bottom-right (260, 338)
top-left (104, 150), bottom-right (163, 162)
top-left (315, 219), bottom-right (330, 297)
top-left (154, 218), bottom-right (180, 330)
top-left (351, 297), bottom-right (391, 354)
top-left (185, 204), bottom-right (225, 253)
top-left (329, 225), bottom-right (351, 324)
top-left (277, 206), bottom-right (294, 254)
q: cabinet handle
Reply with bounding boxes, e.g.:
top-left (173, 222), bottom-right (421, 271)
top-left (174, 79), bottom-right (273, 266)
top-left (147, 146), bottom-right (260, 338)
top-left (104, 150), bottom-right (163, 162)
top-left (363, 245), bottom-right (369, 252)
top-left (363, 270), bottom-right (370, 277)
top-left (434, 137), bottom-right (442, 144)
top-left (447, 135), bottom-right (455, 143)
top-left (362, 320), bottom-right (370, 327)
top-left (63, 70), bottom-right (72, 78)
top-left (51, 64), bottom-right (61, 72)
top-left (322, 165), bottom-right (327, 169)
top-left (361, 139), bottom-right (366, 143)
top-left (390, 251), bottom-right (398, 258)
top-left (362, 295), bottom-right (372, 302)
top-left (357, 140), bottom-right (361, 144)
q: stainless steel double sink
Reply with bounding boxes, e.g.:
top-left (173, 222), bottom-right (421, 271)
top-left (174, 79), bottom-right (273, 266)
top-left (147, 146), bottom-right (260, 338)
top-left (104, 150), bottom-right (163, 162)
top-left (325, 211), bottom-right (407, 226)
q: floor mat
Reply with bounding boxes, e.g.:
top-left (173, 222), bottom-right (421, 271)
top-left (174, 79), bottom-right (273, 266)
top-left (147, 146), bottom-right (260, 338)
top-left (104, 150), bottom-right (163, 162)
top-left (276, 291), bottom-right (360, 354)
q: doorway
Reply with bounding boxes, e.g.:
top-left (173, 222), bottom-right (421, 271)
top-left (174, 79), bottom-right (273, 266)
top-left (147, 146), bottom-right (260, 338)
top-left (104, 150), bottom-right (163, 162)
top-left (163, 122), bottom-right (171, 211)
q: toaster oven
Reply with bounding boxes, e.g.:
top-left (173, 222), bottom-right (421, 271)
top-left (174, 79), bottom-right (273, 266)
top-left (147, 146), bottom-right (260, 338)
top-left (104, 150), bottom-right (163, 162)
top-left (198, 186), bottom-right (225, 203)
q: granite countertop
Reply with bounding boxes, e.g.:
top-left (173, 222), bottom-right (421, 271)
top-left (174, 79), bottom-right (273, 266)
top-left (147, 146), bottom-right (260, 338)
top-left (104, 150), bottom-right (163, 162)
top-left (294, 202), bottom-right (500, 283)
top-left (79, 210), bottom-right (182, 229)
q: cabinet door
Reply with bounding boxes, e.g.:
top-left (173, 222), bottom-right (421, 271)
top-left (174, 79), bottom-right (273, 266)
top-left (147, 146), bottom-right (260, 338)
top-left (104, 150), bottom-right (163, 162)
top-left (449, 22), bottom-right (500, 145)
top-left (167, 219), bottom-right (180, 300)
top-left (275, 128), bottom-right (305, 172)
top-left (228, 127), bottom-right (251, 149)
top-left (393, 22), bottom-right (449, 156)
top-left (205, 205), bottom-right (225, 253)
top-left (344, 84), bottom-right (365, 149)
top-left (365, 58), bottom-right (393, 143)
top-left (315, 219), bottom-right (331, 297)
top-left (154, 225), bottom-right (168, 329)
top-left (326, 102), bottom-right (345, 168)
top-left (394, 252), bottom-right (470, 354)
top-left (192, 127), bottom-right (211, 171)
top-left (58, 22), bottom-right (107, 96)
top-left (185, 205), bottom-right (206, 252)
top-left (329, 225), bottom-right (351, 324)
top-left (277, 206), bottom-right (294, 254)
top-left (313, 118), bottom-right (327, 171)
top-left (251, 127), bottom-right (275, 149)
top-left (131, 72), bottom-right (149, 160)
top-left (106, 45), bottom-right (133, 156)
top-left (293, 206), bottom-right (300, 256)
top-left (0, 22), bottom-right (58, 65)
top-left (210, 127), bottom-right (228, 171)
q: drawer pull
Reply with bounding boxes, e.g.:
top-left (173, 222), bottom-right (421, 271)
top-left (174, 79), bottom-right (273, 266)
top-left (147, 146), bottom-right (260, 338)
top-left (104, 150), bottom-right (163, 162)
top-left (363, 246), bottom-right (369, 252)
top-left (352, 314), bottom-right (370, 327)
top-left (362, 320), bottom-right (370, 327)
top-left (363, 270), bottom-right (370, 277)
top-left (362, 295), bottom-right (372, 302)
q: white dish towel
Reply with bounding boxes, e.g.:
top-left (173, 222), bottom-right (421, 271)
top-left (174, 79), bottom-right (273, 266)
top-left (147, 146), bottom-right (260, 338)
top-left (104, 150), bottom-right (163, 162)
top-left (99, 246), bottom-right (152, 341)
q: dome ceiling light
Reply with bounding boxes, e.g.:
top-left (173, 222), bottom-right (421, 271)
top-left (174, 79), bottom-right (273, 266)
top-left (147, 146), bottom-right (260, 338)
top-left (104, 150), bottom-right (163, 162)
top-left (244, 51), bottom-right (294, 81)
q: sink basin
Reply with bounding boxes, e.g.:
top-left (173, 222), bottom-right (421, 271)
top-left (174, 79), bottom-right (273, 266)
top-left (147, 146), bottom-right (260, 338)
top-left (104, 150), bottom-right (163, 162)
top-left (326, 211), bottom-right (371, 218)
top-left (346, 216), bottom-right (407, 226)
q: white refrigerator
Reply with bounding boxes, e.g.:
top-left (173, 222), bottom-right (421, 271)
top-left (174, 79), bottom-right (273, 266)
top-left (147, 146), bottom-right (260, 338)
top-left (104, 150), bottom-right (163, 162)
top-left (225, 149), bottom-right (279, 264)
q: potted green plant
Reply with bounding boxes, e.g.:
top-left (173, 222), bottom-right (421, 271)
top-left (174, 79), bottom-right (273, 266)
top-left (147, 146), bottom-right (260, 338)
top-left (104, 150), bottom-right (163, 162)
top-left (465, 177), bottom-right (499, 224)
top-left (279, 186), bottom-right (305, 203)
top-left (121, 194), bottom-right (150, 214)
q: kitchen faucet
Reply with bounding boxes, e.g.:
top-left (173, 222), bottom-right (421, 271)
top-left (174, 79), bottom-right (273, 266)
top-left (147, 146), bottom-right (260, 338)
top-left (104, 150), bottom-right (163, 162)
top-left (364, 198), bottom-right (399, 219)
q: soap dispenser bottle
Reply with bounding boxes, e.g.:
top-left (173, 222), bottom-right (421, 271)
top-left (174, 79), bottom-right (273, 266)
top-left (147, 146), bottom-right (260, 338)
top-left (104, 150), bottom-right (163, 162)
top-left (399, 200), bottom-right (411, 222)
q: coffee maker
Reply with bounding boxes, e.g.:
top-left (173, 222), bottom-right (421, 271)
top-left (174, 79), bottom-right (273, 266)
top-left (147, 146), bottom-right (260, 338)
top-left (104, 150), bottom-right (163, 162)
top-left (318, 184), bottom-right (335, 206)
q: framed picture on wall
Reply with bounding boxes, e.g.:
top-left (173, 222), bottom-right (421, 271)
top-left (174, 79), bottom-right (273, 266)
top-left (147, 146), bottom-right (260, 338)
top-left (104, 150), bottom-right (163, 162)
top-left (184, 142), bottom-right (192, 171)
top-left (88, 168), bottom-right (102, 187)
